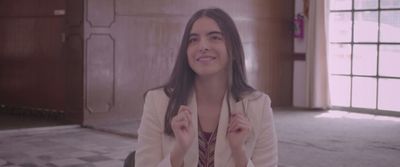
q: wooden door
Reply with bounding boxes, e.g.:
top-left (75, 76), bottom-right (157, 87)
top-left (0, 0), bottom-right (67, 111)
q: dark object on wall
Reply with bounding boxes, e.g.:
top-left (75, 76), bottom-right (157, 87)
top-left (294, 13), bottom-right (305, 39)
top-left (303, 0), bottom-right (309, 18)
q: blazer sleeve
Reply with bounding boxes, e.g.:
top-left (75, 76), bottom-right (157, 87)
top-left (135, 91), bottom-right (173, 167)
top-left (247, 95), bottom-right (278, 167)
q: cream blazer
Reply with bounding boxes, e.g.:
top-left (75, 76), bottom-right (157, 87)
top-left (135, 89), bottom-right (278, 167)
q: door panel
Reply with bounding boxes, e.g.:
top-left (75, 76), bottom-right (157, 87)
top-left (0, 0), bottom-right (66, 110)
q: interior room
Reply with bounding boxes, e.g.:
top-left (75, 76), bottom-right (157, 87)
top-left (0, 0), bottom-right (399, 166)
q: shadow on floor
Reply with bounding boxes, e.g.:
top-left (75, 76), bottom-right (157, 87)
top-left (0, 107), bottom-right (69, 130)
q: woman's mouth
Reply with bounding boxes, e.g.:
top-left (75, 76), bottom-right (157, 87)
top-left (196, 56), bottom-right (216, 62)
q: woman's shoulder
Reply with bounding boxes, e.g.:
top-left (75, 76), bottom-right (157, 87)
top-left (143, 88), bottom-right (170, 117)
top-left (243, 90), bottom-right (271, 104)
top-left (146, 87), bottom-right (164, 96)
top-left (146, 87), bottom-right (167, 97)
top-left (145, 88), bottom-right (169, 102)
top-left (242, 90), bottom-right (274, 132)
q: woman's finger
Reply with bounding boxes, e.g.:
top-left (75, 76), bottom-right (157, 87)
top-left (172, 113), bottom-right (187, 128)
top-left (178, 105), bottom-right (192, 114)
top-left (231, 123), bottom-right (250, 134)
top-left (175, 112), bottom-right (186, 121)
top-left (172, 119), bottom-right (188, 132)
top-left (229, 118), bottom-right (251, 133)
top-left (179, 105), bottom-right (192, 127)
top-left (231, 113), bottom-right (250, 125)
top-left (229, 114), bottom-right (246, 126)
top-left (229, 118), bottom-right (242, 132)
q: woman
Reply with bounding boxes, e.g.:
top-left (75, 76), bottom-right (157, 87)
top-left (135, 8), bottom-right (277, 167)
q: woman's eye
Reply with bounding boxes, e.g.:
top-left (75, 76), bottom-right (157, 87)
top-left (210, 35), bottom-right (223, 41)
top-left (189, 38), bottom-right (198, 43)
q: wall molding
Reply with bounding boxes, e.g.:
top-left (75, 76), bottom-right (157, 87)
top-left (86, 0), bottom-right (116, 28)
top-left (85, 33), bottom-right (116, 113)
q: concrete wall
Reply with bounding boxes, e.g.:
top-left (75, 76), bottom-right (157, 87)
top-left (83, 0), bottom-right (294, 126)
top-left (293, 0), bottom-right (307, 108)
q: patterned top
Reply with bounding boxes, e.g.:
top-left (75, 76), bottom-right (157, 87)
top-left (198, 127), bottom-right (217, 167)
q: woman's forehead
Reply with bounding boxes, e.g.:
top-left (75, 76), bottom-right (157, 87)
top-left (190, 17), bottom-right (222, 34)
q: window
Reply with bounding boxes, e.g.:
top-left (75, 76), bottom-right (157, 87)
top-left (329, 0), bottom-right (400, 114)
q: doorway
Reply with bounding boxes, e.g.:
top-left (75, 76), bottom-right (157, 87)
top-left (0, 0), bottom-right (83, 129)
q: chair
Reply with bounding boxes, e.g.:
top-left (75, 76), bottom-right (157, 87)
top-left (124, 151), bottom-right (135, 167)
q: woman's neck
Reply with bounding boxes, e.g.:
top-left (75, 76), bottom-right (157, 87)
top-left (194, 74), bottom-right (228, 105)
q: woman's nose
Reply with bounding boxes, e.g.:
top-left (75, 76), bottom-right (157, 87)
top-left (199, 38), bottom-right (209, 52)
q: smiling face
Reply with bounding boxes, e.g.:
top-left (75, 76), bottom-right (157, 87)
top-left (187, 17), bottom-right (229, 78)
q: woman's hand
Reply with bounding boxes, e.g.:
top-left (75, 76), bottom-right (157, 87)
top-left (227, 112), bottom-right (251, 149)
top-left (227, 112), bottom-right (251, 167)
top-left (170, 105), bottom-right (195, 167)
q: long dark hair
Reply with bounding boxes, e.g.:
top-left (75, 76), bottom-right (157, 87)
top-left (161, 8), bottom-right (254, 136)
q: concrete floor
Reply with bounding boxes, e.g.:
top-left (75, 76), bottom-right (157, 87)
top-left (276, 109), bottom-right (400, 167)
top-left (0, 126), bottom-right (136, 167)
top-left (0, 109), bottom-right (399, 167)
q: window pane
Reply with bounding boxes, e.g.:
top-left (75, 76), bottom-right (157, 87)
top-left (381, 0), bottom-right (400, 8)
top-left (355, 0), bottom-right (378, 9)
top-left (352, 77), bottom-right (377, 109)
top-left (330, 76), bottom-right (351, 107)
top-left (378, 79), bottom-right (400, 112)
top-left (354, 12), bottom-right (378, 42)
top-left (330, 0), bottom-right (352, 10)
top-left (353, 44), bottom-right (377, 76)
top-left (330, 12), bottom-right (352, 42)
top-left (329, 44), bottom-right (351, 74)
top-left (380, 11), bottom-right (400, 43)
top-left (379, 45), bottom-right (400, 77)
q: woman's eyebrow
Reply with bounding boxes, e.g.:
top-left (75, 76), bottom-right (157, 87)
top-left (207, 31), bottom-right (223, 36)
top-left (189, 33), bottom-right (199, 37)
top-left (189, 31), bottom-right (222, 37)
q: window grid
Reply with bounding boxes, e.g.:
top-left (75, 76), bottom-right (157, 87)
top-left (329, 0), bottom-right (400, 115)
top-left (376, 0), bottom-right (381, 113)
top-left (331, 8), bottom-right (400, 12)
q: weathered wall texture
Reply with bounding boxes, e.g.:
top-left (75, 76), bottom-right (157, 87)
top-left (84, 0), bottom-right (294, 126)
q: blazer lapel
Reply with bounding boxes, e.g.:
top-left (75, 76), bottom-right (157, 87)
top-left (215, 94), bottom-right (252, 166)
top-left (215, 93), bottom-right (244, 166)
top-left (184, 91), bottom-right (199, 167)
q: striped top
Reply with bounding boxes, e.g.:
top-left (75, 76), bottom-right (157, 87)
top-left (198, 128), bottom-right (217, 167)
